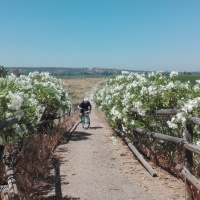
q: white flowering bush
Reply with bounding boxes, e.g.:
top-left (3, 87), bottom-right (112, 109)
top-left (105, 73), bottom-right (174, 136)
top-left (95, 71), bottom-right (193, 132)
top-left (0, 72), bottom-right (71, 144)
top-left (94, 71), bottom-right (200, 162)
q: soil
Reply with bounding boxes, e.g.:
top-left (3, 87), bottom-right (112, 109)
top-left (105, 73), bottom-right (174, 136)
top-left (43, 85), bottom-right (186, 200)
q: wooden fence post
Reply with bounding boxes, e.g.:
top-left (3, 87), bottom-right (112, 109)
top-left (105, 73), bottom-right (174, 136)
top-left (58, 113), bottom-right (61, 124)
top-left (63, 110), bottom-right (66, 124)
top-left (4, 153), bottom-right (19, 200)
top-left (184, 123), bottom-right (194, 200)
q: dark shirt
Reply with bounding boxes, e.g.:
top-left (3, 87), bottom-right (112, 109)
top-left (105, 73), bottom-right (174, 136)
top-left (79, 101), bottom-right (92, 111)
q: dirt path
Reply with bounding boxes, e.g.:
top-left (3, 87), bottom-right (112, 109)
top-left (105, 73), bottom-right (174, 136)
top-left (51, 91), bottom-right (185, 200)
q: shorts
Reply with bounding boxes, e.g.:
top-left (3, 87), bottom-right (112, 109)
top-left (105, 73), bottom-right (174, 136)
top-left (80, 109), bottom-right (89, 113)
top-left (80, 109), bottom-right (84, 113)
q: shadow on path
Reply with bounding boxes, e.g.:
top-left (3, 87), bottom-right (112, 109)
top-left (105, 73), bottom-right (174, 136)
top-left (69, 131), bottom-right (92, 141)
top-left (38, 157), bottom-right (62, 200)
top-left (89, 126), bottom-right (103, 129)
top-left (39, 158), bottom-right (82, 200)
top-left (44, 197), bottom-right (80, 200)
top-left (62, 196), bottom-right (80, 200)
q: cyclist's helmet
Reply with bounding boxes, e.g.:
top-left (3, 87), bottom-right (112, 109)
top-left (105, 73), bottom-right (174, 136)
top-left (84, 97), bottom-right (89, 103)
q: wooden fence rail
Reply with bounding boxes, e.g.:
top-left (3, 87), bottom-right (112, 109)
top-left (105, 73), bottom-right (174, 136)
top-left (116, 107), bottom-right (200, 199)
top-left (0, 118), bottom-right (19, 130)
top-left (114, 128), bottom-right (157, 177)
top-left (133, 127), bottom-right (200, 155)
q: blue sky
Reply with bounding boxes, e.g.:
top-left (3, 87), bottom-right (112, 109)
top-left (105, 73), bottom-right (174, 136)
top-left (0, 0), bottom-right (200, 72)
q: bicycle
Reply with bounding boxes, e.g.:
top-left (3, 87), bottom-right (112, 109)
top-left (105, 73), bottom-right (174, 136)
top-left (81, 111), bottom-right (90, 129)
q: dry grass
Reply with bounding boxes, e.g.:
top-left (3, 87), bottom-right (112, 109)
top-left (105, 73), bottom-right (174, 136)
top-left (14, 113), bottom-right (79, 199)
top-left (62, 77), bottom-right (108, 103)
top-left (0, 110), bottom-right (79, 199)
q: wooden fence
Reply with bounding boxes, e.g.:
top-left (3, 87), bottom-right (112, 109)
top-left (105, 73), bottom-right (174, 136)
top-left (0, 106), bottom-right (73, 200)
top-left (115, 108), bottom-right (200, 200)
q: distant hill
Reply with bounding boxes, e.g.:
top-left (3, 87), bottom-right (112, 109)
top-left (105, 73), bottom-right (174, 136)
top-left (6, 67), bottom-right (144, 78)
top-left (6, 67), bottom-right (200, 78)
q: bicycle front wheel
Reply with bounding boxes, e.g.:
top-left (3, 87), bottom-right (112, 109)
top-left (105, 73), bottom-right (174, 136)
top-left (82, 114), bottom-right (90, 129)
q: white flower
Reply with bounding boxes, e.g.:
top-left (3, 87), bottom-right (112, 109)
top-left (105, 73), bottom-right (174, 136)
top-left (134, 101), bottom-right (142, 108)
top-left (13, 124), bottom-right (22, 134)
top-left (167, 121), bottom-right (178, 129)
top-left (111, 136), bottom-right (118, 145)
top-left (170, 71), bottom-right (178, 78)
top-left (5, 111), bottom-right (13, 118)
top-left (131, 120), bottom-right (135, 125)
top-left (140, 87), bottom-right (148, 95)
top-left (196, 80), bottom-right (200, 84)
top-left (196, 140), bottom-right (200, 146)
top-left (182, 98), bottom-right (200, 113)
top-left (175, 113), bottom-right (186, 123)
top-left (156, 71), bottom-right (163, 76)
top-left (123, 118), bottom-right (127, 123)
top-left (148, 86), bottom-right (157, 95)
top-left (148, 72), bottom-right (155, 78)
top-left (138, 109), bottom-right (145, 116)
top-left (166, 82), bottom-right (174, 89)
top-left (121, 71), bottom-right (129, 75)
top-left (193, 84), bottom-right (200, 92)
top-left (7, 92), bottom-right (23, 110)
top-left (122, 124), bottom-right (127, 132)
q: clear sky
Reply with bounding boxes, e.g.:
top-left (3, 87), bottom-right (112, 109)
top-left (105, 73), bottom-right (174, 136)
top-left (1, 0), bottom-right (200, 72)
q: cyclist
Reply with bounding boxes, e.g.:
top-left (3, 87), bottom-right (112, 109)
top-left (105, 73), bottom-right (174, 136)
top-left (78, 97), bottom-right (92, 122)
